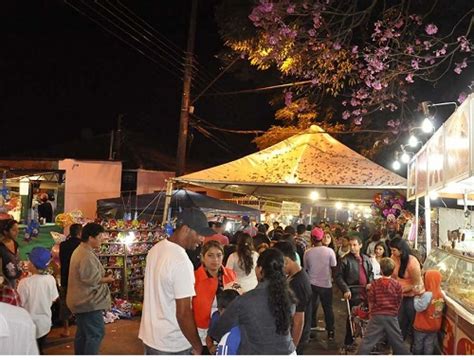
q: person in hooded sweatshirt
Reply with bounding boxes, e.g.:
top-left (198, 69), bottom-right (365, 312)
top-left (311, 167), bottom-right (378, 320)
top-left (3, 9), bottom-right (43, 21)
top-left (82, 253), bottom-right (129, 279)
top-left (413, 269), bottom-right (445, 355)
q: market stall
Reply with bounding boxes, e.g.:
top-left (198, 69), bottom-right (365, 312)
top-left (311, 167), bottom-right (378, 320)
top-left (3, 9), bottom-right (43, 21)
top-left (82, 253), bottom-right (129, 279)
top-left (97, 189), bottom-right (260, 222)
top-left (407, 93), bottom-right (474, 355)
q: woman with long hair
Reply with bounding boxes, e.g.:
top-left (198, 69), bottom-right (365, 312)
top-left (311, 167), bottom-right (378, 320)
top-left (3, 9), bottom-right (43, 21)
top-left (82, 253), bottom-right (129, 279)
top-left (209, 248), bottom-right (296, 354)
top-left (225, 233), bottom-right (259, 292)
top-left (0, 219), bottom-right (22, 287)
top-left (322, 231), bottom-right (337, 253)
top-left (193, 241), bottom-right (237, 354)
top-left (370, 241), bottom-right (389, 279)
top-left (390, 236), bottom-right (422, 341)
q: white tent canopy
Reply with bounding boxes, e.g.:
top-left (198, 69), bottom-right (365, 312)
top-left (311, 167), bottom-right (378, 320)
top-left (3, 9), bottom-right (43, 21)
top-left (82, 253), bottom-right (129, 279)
top-left (175, 125), bottom-right (406, 204)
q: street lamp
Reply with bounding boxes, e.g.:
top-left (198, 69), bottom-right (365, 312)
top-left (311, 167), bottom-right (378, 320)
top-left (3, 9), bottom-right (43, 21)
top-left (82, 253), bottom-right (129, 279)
top-left (400, 152), bottom-right (411, 164)
top-left (392, 159), bottom-right (401, 171)
top-left (422, 117), bottom-right (434, 133)
top-left (408, 135), bottom-right (419, 148)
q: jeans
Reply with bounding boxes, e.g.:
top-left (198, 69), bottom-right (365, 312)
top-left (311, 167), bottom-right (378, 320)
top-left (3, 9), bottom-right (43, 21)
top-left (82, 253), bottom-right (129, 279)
top-left (311, 285), bottom-right (335, 333)
top-left (413, 330), bottom-right (437, 355)
top-left (144, 343), bottom-right (192, 355)
top-left (74, 310), bottom-right (105, 355)
top-left (356, 315), bottom-right (410, 355)
top-left (398, 297), bottom-right (415, 341)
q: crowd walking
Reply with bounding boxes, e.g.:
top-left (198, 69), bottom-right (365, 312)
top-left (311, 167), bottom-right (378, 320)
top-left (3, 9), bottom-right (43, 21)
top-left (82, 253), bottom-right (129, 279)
top-left (0, 214), bottom-right (448, 355)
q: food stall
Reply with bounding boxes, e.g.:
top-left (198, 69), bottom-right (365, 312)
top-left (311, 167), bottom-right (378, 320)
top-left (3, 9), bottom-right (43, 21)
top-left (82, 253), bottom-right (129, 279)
top-left (407, 93), bottom-right (474, 354)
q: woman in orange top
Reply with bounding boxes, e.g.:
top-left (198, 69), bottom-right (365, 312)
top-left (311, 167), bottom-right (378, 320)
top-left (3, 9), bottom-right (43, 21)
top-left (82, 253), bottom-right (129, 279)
top-left (390, 237), bottom-right (422, 341)
top-left (193, 240), bottom-right (236, 354)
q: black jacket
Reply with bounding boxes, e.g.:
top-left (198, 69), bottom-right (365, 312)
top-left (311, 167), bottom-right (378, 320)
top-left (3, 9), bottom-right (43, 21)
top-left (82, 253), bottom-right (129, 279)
top-left (335, 252), bottom-right (373, 301)
top-left (209, 281), bottom-right (296, 355)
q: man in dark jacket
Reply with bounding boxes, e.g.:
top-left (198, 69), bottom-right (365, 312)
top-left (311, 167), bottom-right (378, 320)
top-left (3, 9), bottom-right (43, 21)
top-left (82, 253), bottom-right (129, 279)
top-left (335, 235), bottom-right (374, 347)
top-left (58, 223), bottom-right (82, 337)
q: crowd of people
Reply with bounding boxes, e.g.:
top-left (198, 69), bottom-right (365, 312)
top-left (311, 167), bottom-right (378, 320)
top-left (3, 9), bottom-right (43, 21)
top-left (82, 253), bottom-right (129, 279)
top-left (0, 210), bottom-right (446, 356)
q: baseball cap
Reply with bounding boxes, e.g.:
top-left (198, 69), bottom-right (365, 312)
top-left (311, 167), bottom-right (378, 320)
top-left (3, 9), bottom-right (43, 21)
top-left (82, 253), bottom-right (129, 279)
top-left (311, 227), bottom-right (324, 241)
top-left (28, 247), bottom-right (52, 270)
top-left (176, 208), bottom-right (215, 236)
top-left (242, 215), bottom-right (250, 222)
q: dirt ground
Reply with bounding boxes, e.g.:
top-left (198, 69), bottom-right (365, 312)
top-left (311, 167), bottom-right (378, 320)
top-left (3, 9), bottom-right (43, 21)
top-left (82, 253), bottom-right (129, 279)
top-left (44, 288), bottom-right (350, 355)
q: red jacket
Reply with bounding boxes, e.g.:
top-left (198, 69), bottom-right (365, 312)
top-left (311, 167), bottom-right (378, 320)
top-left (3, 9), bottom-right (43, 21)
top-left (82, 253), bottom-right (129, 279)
top-left (193, 265), bottom-right (236, 329)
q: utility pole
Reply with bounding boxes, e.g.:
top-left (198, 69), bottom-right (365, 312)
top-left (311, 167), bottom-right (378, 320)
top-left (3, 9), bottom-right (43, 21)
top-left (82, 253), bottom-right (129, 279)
top-left (115, 113), bottom-right (123, 160)
top-left (176, 0), bottom-right (198, 177)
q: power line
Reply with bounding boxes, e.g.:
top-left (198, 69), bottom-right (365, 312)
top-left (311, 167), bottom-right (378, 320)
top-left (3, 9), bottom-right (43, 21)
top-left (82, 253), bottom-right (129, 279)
top-left (205, 80), bottom-right (316, 96)
top-left (65, 0), bottom-right (184, 81)
top-left (83, 0), bottom-right (185, 75)
top-left (191, 114), bottom-right (265, 135)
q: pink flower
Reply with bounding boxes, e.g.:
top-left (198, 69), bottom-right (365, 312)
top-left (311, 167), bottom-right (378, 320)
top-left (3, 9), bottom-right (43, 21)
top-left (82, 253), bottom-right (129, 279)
top-left (425, 24), bottom-right (438, 35)
top-left (258, 1), bottom-right (273, 13)
top-left (454, 58), bottom-right (467, 74)
top-left (333, 42), bottom-right (341, 50)
top-left (284, 91), bottom-right (293, 106)
top-left (405, 73), bottom-right (414, 83)
top-left (268, 36), bottom-right (278, 45)
top-left (286, 5), bottom-right (295, 14)
top-left (411, 59), bottom-right (419, 70)
top-left (406, 46), bottom-right (414, 54)
top-left (457, 36), bottom-right (471, 52)
top-left (342, 111), bottom-right (351, 120)
top-left (308, 29), bottom-right (316, 37)
top-left (354, 117), bottom-right (363, 126)
top-left (423, 41), bottom-right (432, 50)
top-left (352, 46), bottom-right (359, 54)
top-left (372, 80), bottom-right (382, 90)
top-left (394, 19), bottom-right (404, 29)
top-left (352, 109), bottom-right (361, 116)
top-left (458, 92), bottom-right (467, 104)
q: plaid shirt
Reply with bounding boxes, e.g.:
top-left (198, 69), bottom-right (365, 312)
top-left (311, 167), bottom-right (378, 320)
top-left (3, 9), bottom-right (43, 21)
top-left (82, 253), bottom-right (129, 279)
top-left (0, 285), bottom-right (21, 306)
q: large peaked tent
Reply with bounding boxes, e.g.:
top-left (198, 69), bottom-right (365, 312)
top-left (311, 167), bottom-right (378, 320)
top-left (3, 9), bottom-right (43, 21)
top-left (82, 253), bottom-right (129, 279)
top-left (175, 125), bottom-right (406, 204)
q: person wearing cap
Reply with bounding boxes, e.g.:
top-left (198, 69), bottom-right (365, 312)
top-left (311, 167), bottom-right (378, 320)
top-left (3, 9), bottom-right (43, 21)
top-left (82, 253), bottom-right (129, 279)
top-left (67, 223), bottom-right (114, 355)
top-left (303, 227), bottom-right (337, 343)
top-left (139, 208), bottom-right (214, 355)
top-left (17, 247), bottom-right (59, 354)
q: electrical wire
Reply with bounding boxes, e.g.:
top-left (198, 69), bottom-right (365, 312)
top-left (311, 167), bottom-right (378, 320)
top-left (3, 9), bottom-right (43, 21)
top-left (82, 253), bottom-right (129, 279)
top-left (204, 80), bottom-right (316, 96)
top-left (82, 0), bottom-right (185, 75)
top-left (191, 114), bottom-right (265, 135)
top-left (64, 0), bottom-right (184, 81)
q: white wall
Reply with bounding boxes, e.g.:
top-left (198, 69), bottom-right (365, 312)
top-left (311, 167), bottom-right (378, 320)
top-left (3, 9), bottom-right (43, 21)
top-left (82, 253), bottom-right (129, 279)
top-left (437, 207), bottom-right (474, 245)
top-left (59, 159), bottom-right (122, 218)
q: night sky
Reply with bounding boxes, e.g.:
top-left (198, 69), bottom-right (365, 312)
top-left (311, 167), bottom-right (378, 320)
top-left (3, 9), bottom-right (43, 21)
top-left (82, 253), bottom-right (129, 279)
top-left (1, 1), bottom-right (472, 172)
top-left (1, 0), bottom-right (274, 166)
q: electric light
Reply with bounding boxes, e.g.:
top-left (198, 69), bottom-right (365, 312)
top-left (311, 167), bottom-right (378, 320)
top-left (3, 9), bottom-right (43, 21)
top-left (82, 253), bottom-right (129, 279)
top-left (408, 135), bottom-right (419, 148)
top-left (422, 117), bottom-right (434, 133)
top-left (309, 191), bottom-right (319, 201)
top-left (335, 202), bottom-right (343, 210)
top-left (392, 160), bottom-right (401, 171)
top-left (401, 152), bottom-right (411, 164)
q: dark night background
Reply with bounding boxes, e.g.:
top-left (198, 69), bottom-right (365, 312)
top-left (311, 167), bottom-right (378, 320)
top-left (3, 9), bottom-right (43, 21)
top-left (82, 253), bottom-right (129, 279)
top-left (1, 1), bottom-right (472, 173)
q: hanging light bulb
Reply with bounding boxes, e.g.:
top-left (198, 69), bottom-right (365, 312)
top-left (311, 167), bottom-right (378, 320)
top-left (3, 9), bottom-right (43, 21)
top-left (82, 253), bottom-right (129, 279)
top-left (408, 135), bottom-right (419, 148)
top-left (401, 152), bottom-right (411, 164)
top-left (335, 202), bottom-right (343, 210)
top-left (392, 160), bottom-right (401, 170)
top-left (422, 117), bottom-right (434, 133)
top-left (309, 191), bottom-right (319, 201)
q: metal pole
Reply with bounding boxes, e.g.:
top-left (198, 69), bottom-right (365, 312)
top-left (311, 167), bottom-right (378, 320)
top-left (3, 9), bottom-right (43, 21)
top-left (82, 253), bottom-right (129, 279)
top-left (162, 180), bottom-right (174, 225)
top-left (424, 195), bottom-right (431, 256)
top-left (176, 0), bottom-right (198, 177)
top-left (414, 197), bottom-right (419, 249)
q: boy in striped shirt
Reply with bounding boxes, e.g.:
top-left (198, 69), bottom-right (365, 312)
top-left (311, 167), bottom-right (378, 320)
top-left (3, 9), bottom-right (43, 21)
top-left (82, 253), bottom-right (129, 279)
top-left (357, 258), bottom-right (410, 355)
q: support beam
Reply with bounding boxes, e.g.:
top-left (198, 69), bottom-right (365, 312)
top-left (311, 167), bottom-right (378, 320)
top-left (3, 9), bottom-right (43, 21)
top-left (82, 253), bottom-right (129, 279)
top-left (162, 180), bottom-right (174, 225)
top-left (424, 194), bottom-right (431, 256)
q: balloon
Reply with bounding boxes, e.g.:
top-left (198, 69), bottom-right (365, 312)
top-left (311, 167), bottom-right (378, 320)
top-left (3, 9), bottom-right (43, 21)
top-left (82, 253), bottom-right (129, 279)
top-left (51, 244), bottom-right (60, 266)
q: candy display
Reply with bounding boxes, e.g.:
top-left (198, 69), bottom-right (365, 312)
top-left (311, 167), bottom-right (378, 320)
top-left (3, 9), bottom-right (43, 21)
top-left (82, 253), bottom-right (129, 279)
top-left (94, 221), bottom-right (168, 300)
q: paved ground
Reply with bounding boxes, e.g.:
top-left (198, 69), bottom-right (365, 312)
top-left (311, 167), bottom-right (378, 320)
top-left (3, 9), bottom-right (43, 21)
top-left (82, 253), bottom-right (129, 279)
top-left (45, 289), bottom-right (349, 355)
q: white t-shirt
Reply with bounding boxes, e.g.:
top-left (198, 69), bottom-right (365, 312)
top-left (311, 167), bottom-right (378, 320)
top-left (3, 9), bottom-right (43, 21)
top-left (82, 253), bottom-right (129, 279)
top-left (17, 274), bottom-right (59, 338)
top-left (225, 251), bottom-right (259, 292)
top-left (304, 246), bottom-right (337, 288)
top-left (138, 240), bottom-right (196, 352)
top-left (370, 257), bottom-right (381, 279)
top-left (0, 302), bottom-right (39, 354)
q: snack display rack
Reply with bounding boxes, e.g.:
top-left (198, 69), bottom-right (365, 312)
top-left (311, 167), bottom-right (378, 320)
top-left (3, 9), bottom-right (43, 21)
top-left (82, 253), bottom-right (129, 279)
top-left (94, 219), bottom-right (167, 300)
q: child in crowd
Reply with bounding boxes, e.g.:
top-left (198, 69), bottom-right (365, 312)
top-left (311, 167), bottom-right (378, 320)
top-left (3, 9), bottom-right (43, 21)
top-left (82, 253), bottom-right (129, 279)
top-left (413, 269), bottom-right (445, 355)
top-left (206, 289), bottom-right (240, 355)
top-left (357, 258), bottom-right (410, 355)
top-left (17, 247), bottom-right (59, 355)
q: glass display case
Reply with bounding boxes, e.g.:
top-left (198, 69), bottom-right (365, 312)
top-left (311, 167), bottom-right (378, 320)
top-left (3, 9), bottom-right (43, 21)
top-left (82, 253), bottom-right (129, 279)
top-left (424, 248), bottom-right (474, 314)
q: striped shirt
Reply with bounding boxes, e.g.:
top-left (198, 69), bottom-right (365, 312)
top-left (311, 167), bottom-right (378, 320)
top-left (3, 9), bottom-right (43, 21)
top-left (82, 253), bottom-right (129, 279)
top-left (368, 277), bottom-right (402, 317)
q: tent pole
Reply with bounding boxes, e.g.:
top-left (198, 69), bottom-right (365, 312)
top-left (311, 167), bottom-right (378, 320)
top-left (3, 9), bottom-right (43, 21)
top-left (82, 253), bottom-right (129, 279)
top-left (162, 180), bottom-right (174, 225)
top-left (424, 194), bottom-right (431, 257)
top-left (414, 197), bottom-right (419, 249)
